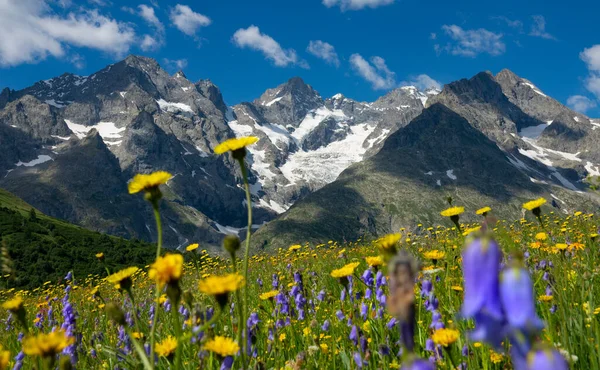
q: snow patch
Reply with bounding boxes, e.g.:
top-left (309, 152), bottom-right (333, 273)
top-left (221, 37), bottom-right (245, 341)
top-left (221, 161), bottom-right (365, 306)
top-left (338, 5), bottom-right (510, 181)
top-left (258, 199), bottom-right (288, 214)
top-left (45, 99), bottom-right (66, 108)
top-left (64, 120), bottom-right (125, 145)
top-left (181, 87), bottom-right (190, 92)
top-left (573, 116), bottom-right (580, 122)
top-left (291, 107), bottom-right (347, 143)
top-left (194, 146), bottom-right (209, 157)
top-left (518, 121), bottom-right (552, 139)
top-left (529, 177), bottom-right (548, 184)
top-left (521, 81), bottom-right (547, 97)
top-left (214, 223), bottom-right (243, 235)
top-left (424, 171), bottom-right (433, 176)
top-left (551, 193), bottom-right (566, 204)
top-left (280, 122), bottom-right (376, 185)
top-left (436, 179), bottom-right (442, 186)
top-left (585, 162), bottom-right (600, 177)
top-left (332, 93), bottom-right (344, 100)
top-left (446, 169), bottom-right (457, 180)
top-left (15, 155), bottom-right (53, 167)
top-left (119, 91), bottom-right (127, 98)
top-left (264, 96), bottom-right (283, 107)
top-left (51, 135), bottom-right (71, 141)
top-left (156, 99), bottom-right (194, 114)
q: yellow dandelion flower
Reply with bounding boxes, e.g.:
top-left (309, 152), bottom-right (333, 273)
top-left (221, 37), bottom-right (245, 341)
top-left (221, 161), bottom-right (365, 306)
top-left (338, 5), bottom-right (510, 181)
top-left (95, 252), bottom-right (104, 260)
top-left (185, 243), bottom-right (199, 252)
top-left (22, 330), bottom-right (75, 357)
top-left (440, 206), bottom-right (464, 217)
top-left (0, 345), bottom-right (9, 370)
top-left (522, 197), bottom-right (546, 211)
top-left (320, 343), bottom-right (329, 353)
top-left (535, 232), bottom-right (547, 241)
top-left (490, 350), bottom-right (504, 364)
top-left (431, 328), bottom-right (460, 347)
top-left (555, 243), bottom-right (568, 251)
top-left (377, 233), bottom-right (401, 252)
top-left (198, 274), bottom-right (244, 296)
top-left (423, 250), bottom-right (446, 260)
top-left (105, 267), bottom-right (139, 290)
top-left (288, 244), bottom-right (301, 252)
top-left (365, 256), bottom-right (384, 267)
top-left (451, 286), bottom-right (463, 292)
top-left (538, 295), bottom-right (553, 302)
top-left (279, 333), bottom-right (286, 342)
top-left (462, 226), bottom-right (481, 236)
top-left (259, 290), bottom-right (279, 300)
top-left (214, 136), bottom-right (259, 155)
top-left (204, 336), bottom-right (240, 357)
top-left (330, 262), bottom-right (360, 278)
top-left (127, 171), bottom-right (172, 194)
top-left (476, 206), bottom-right (491, 215)
top-left (568, 242), bottom-right (585, 252)
top-left (149, 254), bottom-right (183, 288)
top-left (155, 336), bottom-right (178, 357)
top-left (2, 296), bottom-right (23, 312)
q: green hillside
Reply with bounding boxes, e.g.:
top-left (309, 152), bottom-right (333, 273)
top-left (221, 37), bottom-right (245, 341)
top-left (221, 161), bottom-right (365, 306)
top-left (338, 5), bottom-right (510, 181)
top-left (0, 188), bottom-right (155, 289)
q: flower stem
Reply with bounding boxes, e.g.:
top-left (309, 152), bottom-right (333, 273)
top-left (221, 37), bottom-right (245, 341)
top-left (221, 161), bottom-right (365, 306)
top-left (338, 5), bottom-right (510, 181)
top-left (125, 327), bottom-right (153, 370)
top-left (237, 157), bottom-right (253, 370)
top-left (171, 303), bottom-right (183, 370)
top-left (152, 201), bottom-right (163, 259)
top-left (231, 251), bottom-right (247, 369)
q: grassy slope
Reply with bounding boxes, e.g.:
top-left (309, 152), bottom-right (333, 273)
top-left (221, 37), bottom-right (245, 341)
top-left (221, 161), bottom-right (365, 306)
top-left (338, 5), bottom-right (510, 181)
top-left (0, 188), bottom-right (156, 289)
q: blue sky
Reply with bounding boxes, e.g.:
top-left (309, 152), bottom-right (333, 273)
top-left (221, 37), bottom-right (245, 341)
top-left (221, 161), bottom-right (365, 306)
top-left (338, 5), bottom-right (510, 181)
top-left (1, 0), bottom-right (600, 116)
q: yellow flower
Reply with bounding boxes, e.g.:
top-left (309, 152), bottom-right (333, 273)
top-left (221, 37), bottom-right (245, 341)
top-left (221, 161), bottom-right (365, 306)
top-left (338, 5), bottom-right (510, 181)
top-left (149, 254), bottom-right (183, 287)
top-left (127, 171), bottom-right (173, 194)
top-left (538, 295), bottom-right (553, 302)
top-left (535, 232), bottom-right (547, 241)
top-left (0, 344), bottom-right (9, 370)
top-left (568, 242), bottom-right (584, 252)
top-left (2, 296), bottom-right (23, 312)
top-left (259, 290), bottom-right (279, 300)
top-left (22, 330), bottom-right (75, 357)
top-left (365, 256), bottom-right (384, 267)
top-left (279, 333), bottom-right (286, 342)
top-left (288, 244), bottom-right (301, 252)
top-left (423, 250), bottom-right (446, 260)
top-left (330, 262), bottom-right (360, 278)
top-left (214, 136), bottom-right (259, 155)
top-left (451, 286), bottom-right (463, 292)
top-left (199, 274), bottom-right (244, 295)
top-left (431, 328), bottom-right (460, 347)
top-left (462, 226), bottom-right (481, 236)
top-left (319, 343), bottom-right (329, 353)
top-left (105, 267), bottom-right (139, 290)
top-left (440, 206), bottom-right (464, 217)
top-left (476, 206), bottom-right (491, 215)
top-left (185, 243), bottom-right (199, 252)
top-left (131, 332), bottom-right (144, 339)
top-left (555, 243), bottom-right (568, 251)
top-left (490, 350), bottom-right (504, 364)
top-left (155, 336), bottom-right (178, 357)
top-left (203, 336), bottom-right (240, 357)
top-left (95, 252), bottom-right (105, 260)
top-left (522, 197), bottom-right (546, 211)
top-left (377, 233), bottom-right (401, 252)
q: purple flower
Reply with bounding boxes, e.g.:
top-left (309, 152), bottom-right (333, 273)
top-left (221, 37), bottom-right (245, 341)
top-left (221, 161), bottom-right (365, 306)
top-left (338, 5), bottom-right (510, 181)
top-left (65, 271), bottom-right (73, 281)
top-left (499, 265), bottom-right (544, 335)
top-left (321, 320), bottom-right (330, 332)
top-left (360, 302), bottom-right (368, 320)
top-left (362, 269), bottom-right (374, 286)
top-left (401, 357), bottom-right (435, 370)
top-left (317, 290), bottom-right (326, 302)
top-left (353, 352), bottom-right (363, 369)
top-left (349, 325), bottom-right (359, 345)
top-left (220, 356), bottom-right (234, 370)
top-left (421, 280), bottom-right (433, 298)
top-left (469, 311), bottom-right (507, 349)
top-left (461, 237), bottom-right (503, 320)
top-left (526, 349), bottom-right (568, 370)
top-left (336, 310), bottom-right (345, 321)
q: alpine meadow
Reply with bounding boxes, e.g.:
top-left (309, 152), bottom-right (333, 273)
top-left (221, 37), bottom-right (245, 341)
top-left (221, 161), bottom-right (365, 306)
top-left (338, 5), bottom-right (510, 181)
top-left (1, 0), bottom-right (600, 369)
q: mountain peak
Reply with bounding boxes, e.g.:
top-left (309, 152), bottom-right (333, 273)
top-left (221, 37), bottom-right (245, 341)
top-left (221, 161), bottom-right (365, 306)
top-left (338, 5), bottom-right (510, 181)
top-left (123, 54), bottom-right (158, 67)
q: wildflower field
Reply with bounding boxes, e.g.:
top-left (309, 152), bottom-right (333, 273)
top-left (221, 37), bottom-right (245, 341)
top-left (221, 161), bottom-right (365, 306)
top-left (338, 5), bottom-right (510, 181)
top-left (1, 136), bottom-right (599, 370)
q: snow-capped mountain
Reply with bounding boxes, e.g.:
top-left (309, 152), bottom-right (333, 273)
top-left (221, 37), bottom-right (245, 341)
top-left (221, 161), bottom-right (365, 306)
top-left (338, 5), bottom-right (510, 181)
top-left (1, 56), bottom-right (598, 250)
top-left (0, 56), bottom-right (433, 249)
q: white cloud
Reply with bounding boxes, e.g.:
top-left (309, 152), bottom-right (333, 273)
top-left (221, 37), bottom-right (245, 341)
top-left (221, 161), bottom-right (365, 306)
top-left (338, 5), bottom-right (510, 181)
top-left (581, 45), bottom-right (600, 72)
top-left (70, 53), bottom-right (85, 69)
top-left (0, 0), bottom-right (136, 66)
top-left (138, 5), bottom-right (163, 31)
top-left (567, 95), bottom-right (597, 113)
top-left (233, 25), bottom-right (302, 67)
top-left (307, 40), bottom-right (339, 66)
top-left (402, 74), bottom-right (442, 91)
top-left (579, 45), bottom-right (600, 100)
top-left (349, 53), bottom-right (396, 90)
top-left (491, 16), bottom-right (523, 31)
top-left (322, 0), bottom-right (394, 11)
top-left (163, 58), bottom-right (188, 71)
top-left (529, 15), bottom-right (556, 40)
top-left (439, 25), bottom-right (505, 57)
top-left (137, 5), bottom-right (164, 51)
top-left (169, 4), bottom-right (211, 36)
